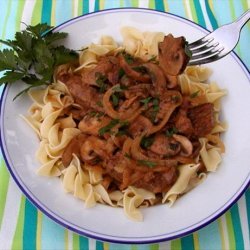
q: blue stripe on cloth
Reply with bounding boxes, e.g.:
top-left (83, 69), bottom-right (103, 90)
top-left (94, 0), bottom-right (100, 11)
top-left (155, 0), bottom-right (165, 12)
top-left (41, 0), bottom-right (53, 24)
top-left (79, 236), bottom-right (89, 249)
top-left (96, 241), bottom-right (104, 250)
top-left (212, 0), bottom-right (232, 25)
top-left (245, 189), bottom-right (250, 238)
top-left (205, 0), bottom-right (219, 29)
top-left (3, 0), bottom-right (19, 40)
top-left (55, 0), bottom-right (73, 25)
top-left (23, 199), bottom-right (37, 250)
top-left (232, 0), bottom-right (250, 67)
top-left (193, 0), bottom-right (206, 28)
top-left (123, 0), bottom-right (132, 8)
top-left (197, 220), bottom-right (222, 250)
top-left (167, 0), bottom-right (186, 19)
top-left (104, 0), bottom-right (120, 9)
top-left (40, 215), bottom-right (65, 250)
top-left (82, 1), bottom-right (89, 14)
top-left (230, 203), bottom-right (244, 250)
top-left (181, 234), bottom-right (194, 250)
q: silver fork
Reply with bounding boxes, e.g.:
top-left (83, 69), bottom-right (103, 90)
top-left (188, 9), bottom-right (250, 65)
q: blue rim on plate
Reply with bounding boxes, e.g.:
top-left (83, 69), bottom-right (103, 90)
top-left (0, 8), bottom-right (250, 244)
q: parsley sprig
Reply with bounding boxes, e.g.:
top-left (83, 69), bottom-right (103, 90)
top-left (0, 23), bottom-right (78, 99)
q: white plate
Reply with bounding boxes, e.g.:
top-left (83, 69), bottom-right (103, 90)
top-left (1, 8), bottom-right (250, 244)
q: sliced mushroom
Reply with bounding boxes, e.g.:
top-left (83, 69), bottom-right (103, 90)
top-left (80, 136), bottom-right (115, 164)
top-left (158, 34), bottom-right (190, 76)
top-left (173, 134), bottom-right (193, 156)
top-left (149, 134), bottom-right (180, 156)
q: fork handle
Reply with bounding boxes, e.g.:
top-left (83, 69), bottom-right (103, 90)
top-left (235, 9), bottom-right (250, 30)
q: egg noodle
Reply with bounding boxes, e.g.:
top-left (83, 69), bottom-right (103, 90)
top-left (22, 27), bottom-right (227, 221)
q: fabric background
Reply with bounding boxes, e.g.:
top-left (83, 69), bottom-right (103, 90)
top-left (0, 0), bottom-right (249, 249)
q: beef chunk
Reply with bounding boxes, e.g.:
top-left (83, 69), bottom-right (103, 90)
top-left (188, 103), bottom-right (214, 136)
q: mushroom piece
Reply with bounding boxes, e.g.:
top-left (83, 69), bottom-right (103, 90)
top-left (165, 74), bottom-right (178, 89)
top-left (149, 134), bottom-right (181, 156)
top-left (142, 62), bottom-right (166, 94)
top-left (80, 136), bottom-right (115, 164)
top-left (172, 134), bottom-right (193, 156)
top-left (158, 34), bottom-right (190, 76)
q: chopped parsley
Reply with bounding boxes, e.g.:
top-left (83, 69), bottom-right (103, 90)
top-left (148, 55), bottom-right (157, 63)
top-left (118, 68), bottom-right (125, 79)
top-left (140, 97), bottom-right (152, 108)
top-left (132, 66), bottom-right (147, 74)
top-left (166, 127), bottom-right (178, 137)
top-left (88, 111), bottom-right (105, 118)
top-left (190, 90), bottom-right (200, 98)
top-left (124, 153), bottom-right (132, 159)
top-left (140, 136), bottom-right (155, 149)
top-left (96, 100), bottom-right (103, 107)
top-left (150, 97), bottom-right (160, 123)
top-left (137, 160), bottom-right (157, 168)
top-left (111, 93), bottom-right (119, 107)
top-left (115, 120), bottom-right (130, 136)
top-left (95, 72), bottom-right (108, 93)
top-left (98, 119), bottom-right (129, 136)
top-left (98, 119), bottom-right (120, 136)
top-left (122, 51), bottom-right (134, 64)
top-left (171, 95), bottom-right (181, 103)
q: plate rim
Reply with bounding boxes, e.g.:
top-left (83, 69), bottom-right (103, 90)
top-left (0, 7), bottom-right (250, 244)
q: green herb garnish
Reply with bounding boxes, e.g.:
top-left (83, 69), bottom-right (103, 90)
top-left (149, 98), bottom-right (160, 123)
top-left (118, 68), bottom-right (125, 79)
top-left (124, 153), bottom-right (132, 159)
top-left (88, 111), bottom-right (105, 118)
top-left (137, 160), bottom-right (157, 168)
top-left (140, 136), bottom-right (155, 149)
top-left (171, 95), bottom-right (181, 103)
top-left (115, 120), bottom-right (130, 136)
top-left (111, 93), bottom-right (119, 107)
top-left (152, 98), bottom-right (159, 111)
top-left (98, 119), bottom-right (120, 136)
top-left (0, 23), bottom-right (78, 99)
top-left (132, 66), bottom-right (147, 74)
top-left (169, 143), bottom-right (179, 151)
top-left (190, 90), bottom-right (200, 98)
top-left (166, 127), bottom-right (178, 137)
top-left (95, 72), bottom-right (108, 93)
top-left (112, 84), bottom-right (128, 92)
top-left (122, 52), bottom-right (134, 64)
top-left (96, 100), bottom-right (103, 107)
top-left (140, 96), bottom-right (152, 108)
top-left (148, 55), bottom-right (157, 62)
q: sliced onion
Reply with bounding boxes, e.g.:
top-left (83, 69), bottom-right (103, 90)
top-left (103, 85), bottom-right (143, 121)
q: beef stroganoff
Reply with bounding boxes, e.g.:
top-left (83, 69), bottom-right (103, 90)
top-left (22, 27), bottom-right (227, 221)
